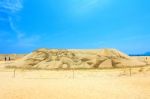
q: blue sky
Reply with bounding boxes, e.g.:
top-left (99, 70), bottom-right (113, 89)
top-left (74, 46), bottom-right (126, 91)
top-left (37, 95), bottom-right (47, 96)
top-left (0, 0), bottom-right (150, 54)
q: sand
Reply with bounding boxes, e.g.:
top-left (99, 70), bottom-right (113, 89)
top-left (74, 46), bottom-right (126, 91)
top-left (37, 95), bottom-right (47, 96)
top-left (0, 67), bottom-right (150, 99)
top-left (1, 48), bottom-right (149, 69)
top-left (0, 49), bottom-right (150, 99)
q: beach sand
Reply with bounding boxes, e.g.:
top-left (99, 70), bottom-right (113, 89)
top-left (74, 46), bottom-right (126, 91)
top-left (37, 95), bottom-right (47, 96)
top-left (0, 67), bottom-right (150, 99)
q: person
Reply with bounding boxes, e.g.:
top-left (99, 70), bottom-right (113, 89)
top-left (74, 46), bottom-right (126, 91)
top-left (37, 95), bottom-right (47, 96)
top-left (5, 57), bottom-right (7, 61)
top-left (9, 57), bottom-right (11, 61)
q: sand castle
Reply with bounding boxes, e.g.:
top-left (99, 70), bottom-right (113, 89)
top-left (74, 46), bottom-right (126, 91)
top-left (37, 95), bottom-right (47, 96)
top-left (0, 48), bottom-right (149, 69)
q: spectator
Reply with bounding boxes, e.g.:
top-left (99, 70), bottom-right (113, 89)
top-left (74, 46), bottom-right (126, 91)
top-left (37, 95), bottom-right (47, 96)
top-left (9, 57), bottom-right (11, 61)
top-left (5, 57), bottom-right (7, 61)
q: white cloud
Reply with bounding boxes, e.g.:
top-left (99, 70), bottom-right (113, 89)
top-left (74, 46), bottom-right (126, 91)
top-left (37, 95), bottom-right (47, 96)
top-left (0, 0), bottom-right (40, 48)
top-left (0, 0), bottom-right (23, 37)
top-left (8, 16), bottom-right (21, 38)
top-left (8, 16), bottom-right (41, 47)
top-left (0, 0), bottom-right (23, 13)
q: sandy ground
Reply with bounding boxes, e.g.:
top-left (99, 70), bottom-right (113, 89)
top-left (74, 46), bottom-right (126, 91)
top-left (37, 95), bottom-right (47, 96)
top-left (0, 67), bottom-right (150, 99)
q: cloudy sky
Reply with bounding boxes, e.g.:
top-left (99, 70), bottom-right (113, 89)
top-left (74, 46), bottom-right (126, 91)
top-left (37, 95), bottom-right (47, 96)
top-left (0, 0), bottom-right (150, 54)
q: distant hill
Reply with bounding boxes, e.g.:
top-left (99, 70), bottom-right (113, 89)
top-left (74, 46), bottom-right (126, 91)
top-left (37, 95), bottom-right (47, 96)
top-left (143, 52), bottom-right (150, 56)
top-left (129, 52), bottom-right (150, 56)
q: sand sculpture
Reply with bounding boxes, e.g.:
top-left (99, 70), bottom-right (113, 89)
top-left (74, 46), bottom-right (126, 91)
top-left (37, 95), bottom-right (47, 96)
top-left (0, 48), bottom-right (149, 69)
